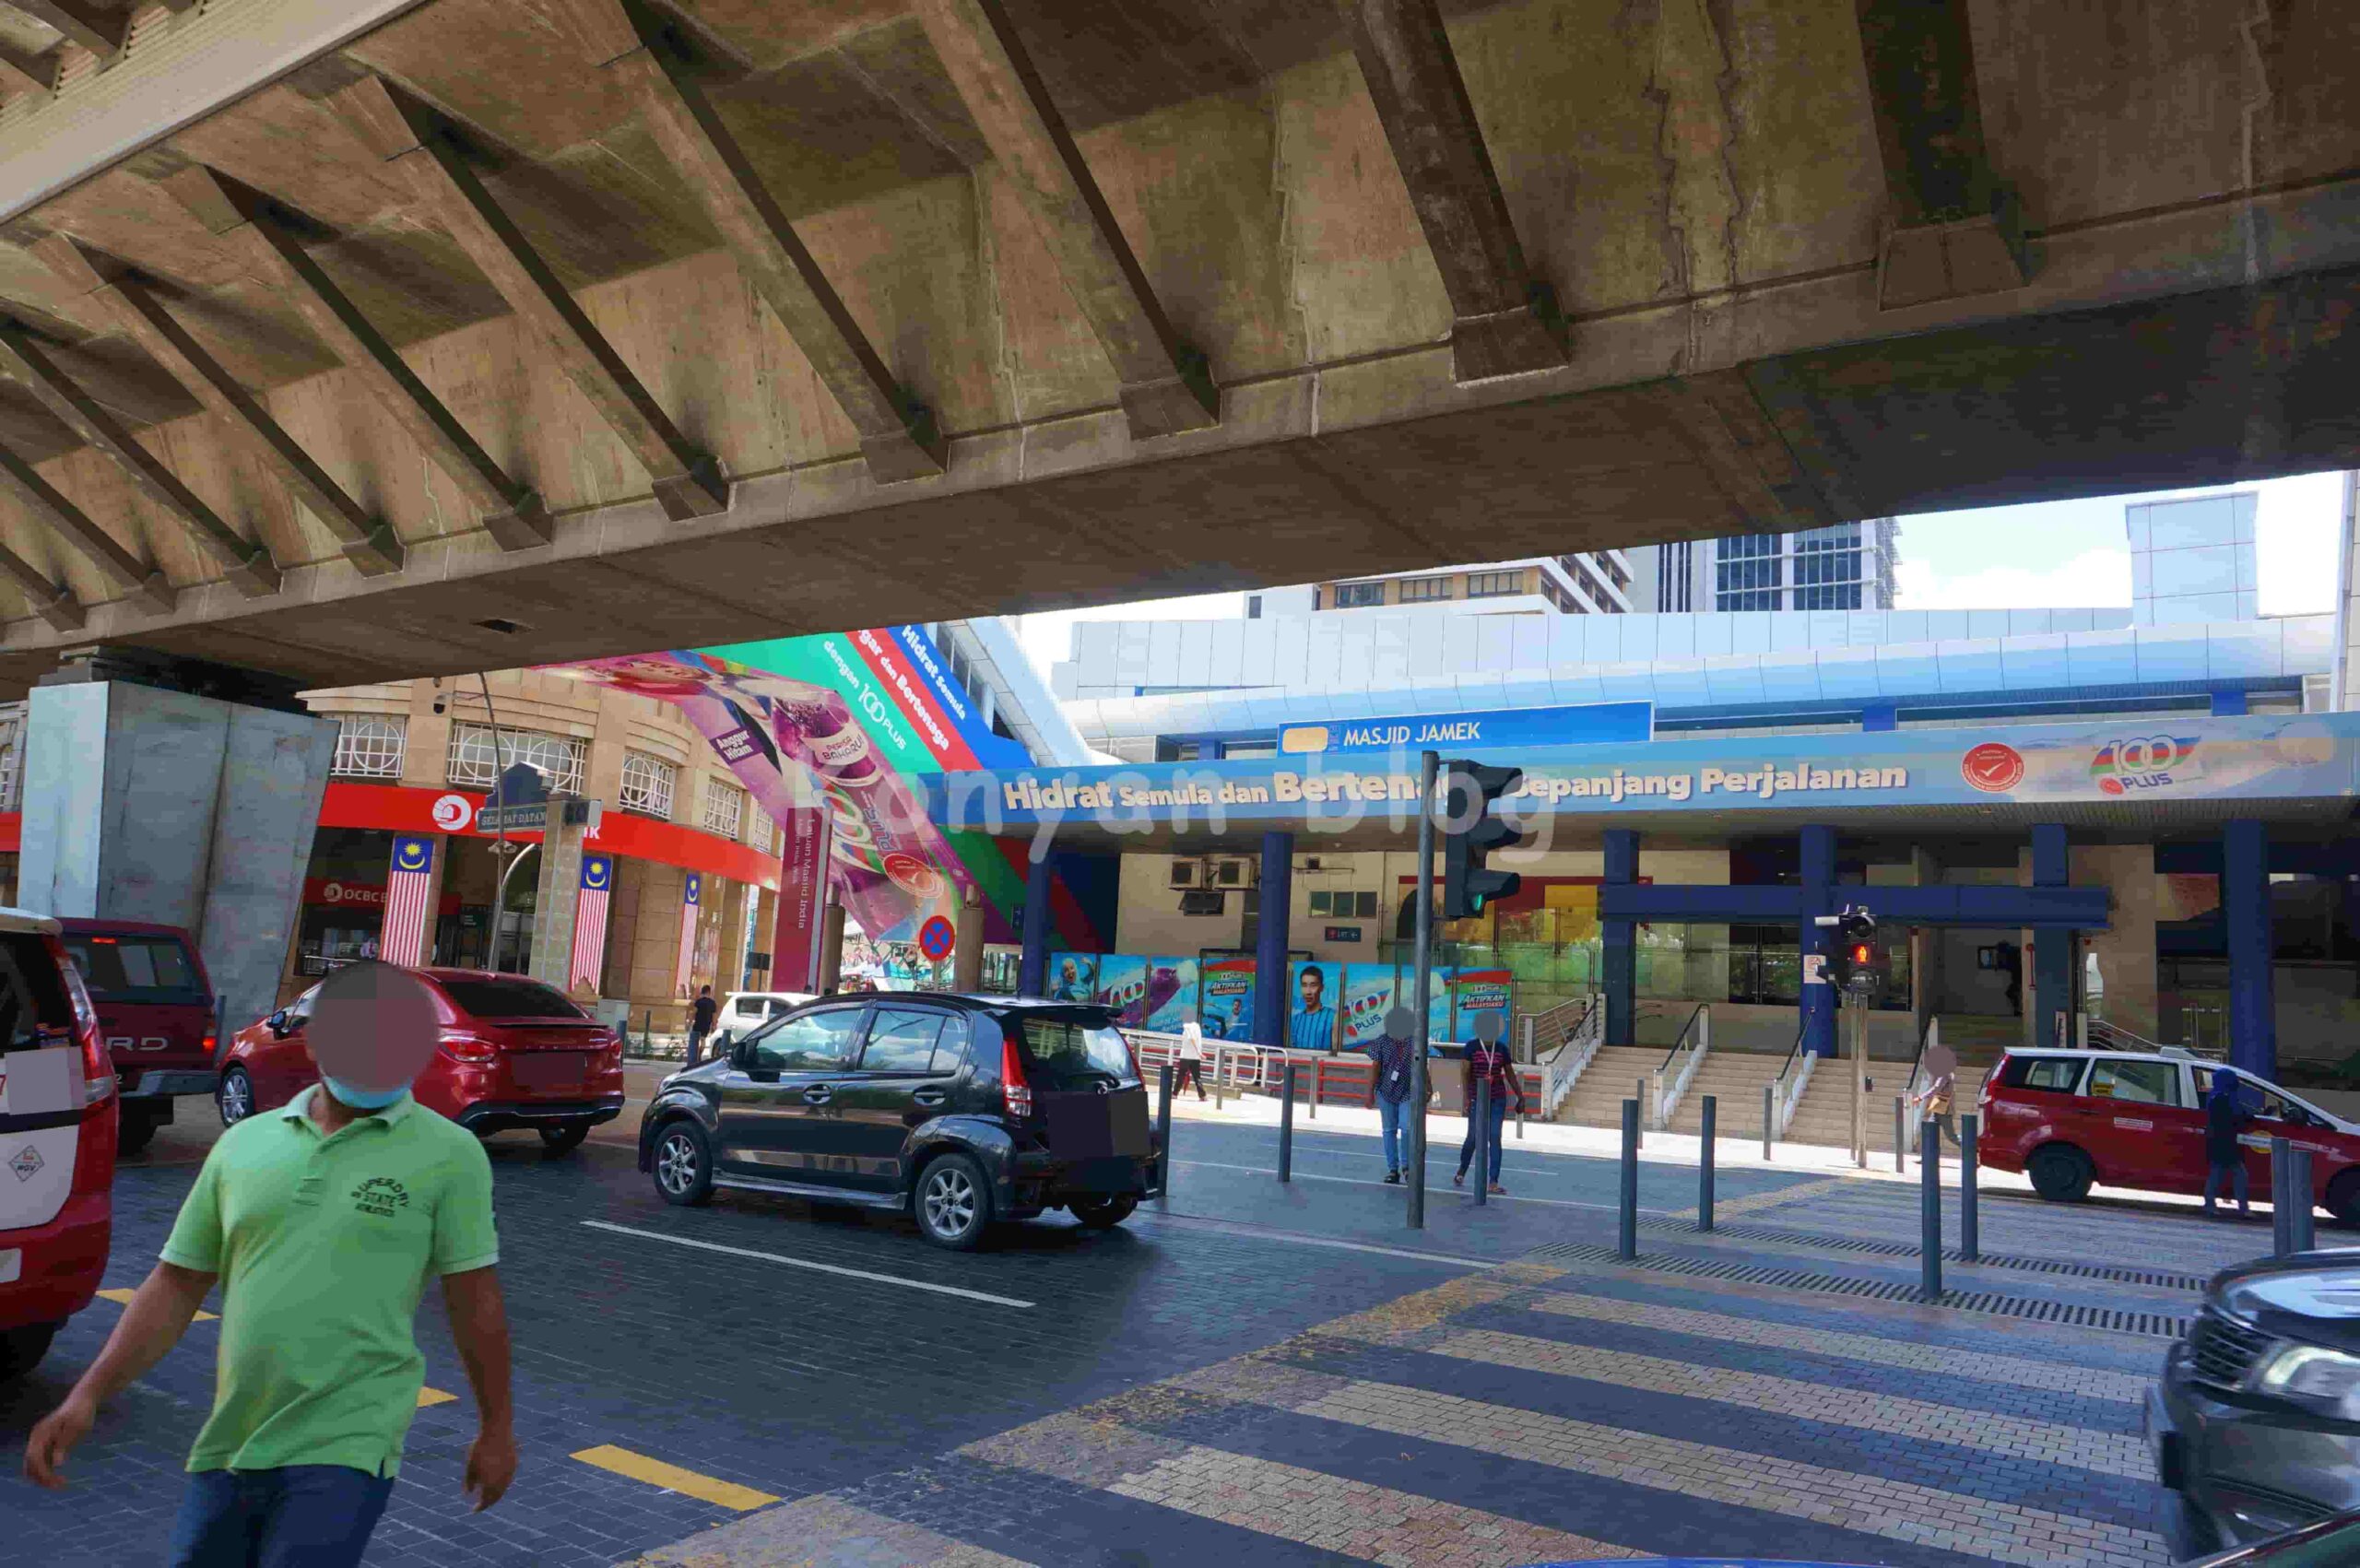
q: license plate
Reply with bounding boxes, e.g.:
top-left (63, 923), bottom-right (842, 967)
top-left (511, 1053), bottom-right (584, 1091)
top-left (0, 1248), bottom-right (18, 1284)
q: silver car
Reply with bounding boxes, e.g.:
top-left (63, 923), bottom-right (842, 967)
top-left (2149, 1254), bottom-right (2360, 1551)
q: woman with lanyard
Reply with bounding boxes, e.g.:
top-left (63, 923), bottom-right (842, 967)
top-left (1452, 1011), bottom-right (1526, 1195)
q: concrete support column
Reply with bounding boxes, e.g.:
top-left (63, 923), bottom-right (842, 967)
top-left (2224, 818), bottom-right (2276, 1078)
top-left (2030, 823), bottom-right (2073, 1050)
top-left (1906, 844), bottom-right (1941, 1040)
top-left (1018, 851), bottom-right (1054, 996)
top-left (952, 887), bottom-right (985, 992)
top-left (815, 901), bottom-right (846, 995)
top-left (1602, 829), bottom-right (1638, 1046)
top-left (1800, 825), bottom-right (1837, 1057)
top-left (18, 651), bottom-right (334, 1036)
top-left (2075, 843), bottom-right (2158, 1038)
top-left (1252, 831), bottom-right (1293, 1048)
top-left (525, 803), bottom-right (592, 990)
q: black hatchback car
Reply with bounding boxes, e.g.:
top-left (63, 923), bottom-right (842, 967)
top-left (636, 993), bottom-right (1161, 1249)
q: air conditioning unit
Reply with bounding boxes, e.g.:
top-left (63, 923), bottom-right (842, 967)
top-left (1166, 858), bottom-right (1205, 890)
top-left (1178, 889), bottom-right (1226, 916)
top-left (1208, 856), bottom-right (1257, 890)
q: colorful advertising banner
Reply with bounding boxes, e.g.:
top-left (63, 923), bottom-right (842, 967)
top-left (1142, 958), bottom-right (1198, 1032)
top-left (771, 807), bottom-right (830, 992)
top-left (1287, 960), bottom-right (1341, 1053)
top-left (1339, 963), bottom-right (1398, 1047)
top-left (1093, 954), bottom-right (1150, 1025)
top-left (1198, 956), bottom-right (1255, 1039)
top-left (1446, 968), bottom-right (1516, 1043)
top-left (1045, 951), bottom-right (1098, 1004)
top-left (1423, 966), bottom-right (1458, 1045)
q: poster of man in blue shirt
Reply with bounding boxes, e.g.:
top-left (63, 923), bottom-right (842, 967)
top-left (1289, 963), bottom-right (1337, 1054)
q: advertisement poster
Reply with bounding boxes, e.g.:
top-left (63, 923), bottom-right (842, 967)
top-left (1198, 957), bottom-right (1255, 1039)
top-left (1044, 952), bottom-right (1099, 1005)
top-left (1142, 957), bottom-right (1198, 1032)
top-left (1423, 966), bottom-right (1458, 1045)
top-left (770, 806), bottom-right (830, 991)
top-left (1094, 954), bottom-right (1150, 1026)
top-left (1339, 964), bottom-right (1398, 1047)
top-left (1446, 968), bottom-right (1516, 1043)
top-left (1287, 960), bottom-right (1341, 1053)
top-left (547, 624), bottom-right (1029, 946)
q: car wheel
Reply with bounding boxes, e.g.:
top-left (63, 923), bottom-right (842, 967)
top-left (651, 1121), bottom-right (714, 1208)
top-left (539, 1125), bottom-right (589, 1155)
top-left (2028, 1144), bottom-right (2094, 1203)
top-left (914, 1152), bottom-right (994, 1251)
top-left (116, 1107), bottom-right (157, 1157)
top-left (0, 1322), bottom-right (57, 1382)
top-left (216, 1067), bottom-right (254, 1127)
top-left (2326, 1170), bottom-right (2360, 1229)
top-left (1069, 1194), bottom-right (1138, 1231)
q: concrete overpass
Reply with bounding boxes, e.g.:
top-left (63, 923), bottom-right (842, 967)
top-left (0, 0), bottom-right (2347, 696)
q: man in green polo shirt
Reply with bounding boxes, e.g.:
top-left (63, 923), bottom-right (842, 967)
top-left (24, 961), bottom-right (516, 1566)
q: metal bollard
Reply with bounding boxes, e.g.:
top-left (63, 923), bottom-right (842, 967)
top-left (1516, 1079), bottom-right (1526, 1142)
top-left (1278, 1061), bottom-right (1295, 1184)
top-left (1473, 1076), bottom-right (1492, 1207)
top-left (1920, 1119), bottom-right (1942, 1301)
top-left (1213, 1045), bottom-right (1227, 1108)
top-left (1894, 1096), bottom-right (1906, 1174)
top-left (1619, 1099), bottom-right (1640, 1260)
top-left (2290, 1146), bottom-right (2316, 1255)
top-left (1155, 1064), bottom-right (1174, 1204)
top-left (1309, 1058), bottom-right (1319, 1120)
top-left (2272, 1138), bottom-right (2294, 1257)
top-left (1698, 1095), bottom-right (1717, 1232)
top-left (1762, 1081), bottom-right (1774, 1161)
top-left (1635, 1075), bottom-right (1647, 1149)
top-left (1960, 1114), bottom-right (1980, 1262)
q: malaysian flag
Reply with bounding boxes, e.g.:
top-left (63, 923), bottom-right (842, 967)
top-left (675, 872), bottom-right (701, 996)
top-left (380, 835), bottom-right (436, 966)
top-left (570, 855), bottom-right (614, 994)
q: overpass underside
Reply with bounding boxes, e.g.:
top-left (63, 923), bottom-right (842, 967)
top-left (0, 0), bottom-right (2347, 694)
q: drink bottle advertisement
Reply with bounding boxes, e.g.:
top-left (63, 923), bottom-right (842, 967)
top-left (1423, 966), bottom-right (1461, 1044)
top-left (1141, 958), bottom-right (1198, 1032)
top-left (1339, 965), bottom-right (1399, 1047)
top-left (1447, 969), bottom-right (1516, 1041)
top-left (545, 627), bottom-right (1032, 945)
top-left (1092, 954), bottom-right (1150, 1025)
top-left (1198, 957), bottom-right (1255, 1038)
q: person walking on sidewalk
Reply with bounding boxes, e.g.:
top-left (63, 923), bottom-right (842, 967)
top-left (1174, 1019), bottom-right (1208, 1101)
top-left (1452, 1011), bottom-right (1525, 1196)
top-left (2203, 1068), bottom-right (2254, 1218)
top-left (1362, 1007), bottom-right (1422, 1185)
top-left (23, 961), bottom-right (515, 1567)
top-left (1913, 1036), bottom-right (1959, 1165)
top-left (687, 984), bottom-right (718, 1066)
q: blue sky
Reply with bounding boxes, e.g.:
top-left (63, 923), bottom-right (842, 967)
top-left (1015, 472), bottom-right (2348, 669)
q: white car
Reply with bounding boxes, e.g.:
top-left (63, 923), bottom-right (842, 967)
top-left (712, 991), bottom-right (814, 1043)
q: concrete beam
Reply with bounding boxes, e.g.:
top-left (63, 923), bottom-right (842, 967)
top-left (7, 1), bottom-right (124, 62)
top-left (1341, 0), bottom-right (1564, 383)
top-left (1852, 0), bottom-right (2026, 310)
top-left (158, 163), bottom-right (549, 552)
top-left (327, 73), bottom-right (729, 522)
top-left (913, 0), bottom-right (1218, 441)
top-left (0, 539), bottom-right (77, 630)
top-left (565, 0), bottom-right (945, 483)
top-left (31, 234), bottom-right (405, 577)
top-left (0, 322), bottom-right (278, 596)
top-left (0, 439), bottom-right (171, 613)
top-left (0, 41), bottom-right (55, 99)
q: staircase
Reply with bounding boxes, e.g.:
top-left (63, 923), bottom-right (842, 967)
top-left (1662, 1051), bottom-right (1790, 1138)
top-left (1771, 1016), bottom-right (2012, 1153)
top-left (1551, 1046), bottom-right (1672, 1128)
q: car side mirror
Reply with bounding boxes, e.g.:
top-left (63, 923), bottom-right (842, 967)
top-left (266, 1009), bottom-right (289, 1038)
top-left (730, 1037), bottom-right (756, 1070)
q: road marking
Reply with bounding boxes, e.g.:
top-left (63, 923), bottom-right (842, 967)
top-left (98, 1286), bottom-right (215, 1322)
top-left (580, 1220), bottom-right (1036, 1309)
top-left (1665, 1173), bottom-right (1852, 1223)
top-left (571, 1444), bottom-right (780, 1511)
top-left (1136, 1209), bottom-right (1496, 1268)
top-left (418, 1386), bottom-right (458, 1408)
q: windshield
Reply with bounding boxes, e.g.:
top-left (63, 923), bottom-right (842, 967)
top-left (436, 976), bottom-right (588, 1021)
top-left (62, 933), bottom-right (206, 1005)
top-left (1014, 1015), bottom-right (1137, 1089)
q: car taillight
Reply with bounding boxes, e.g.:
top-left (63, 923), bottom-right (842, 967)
top-left (47, 936), bottom-right (112, 1105)
top-left (1001, 1035), bottom-right (1032, 1119)
top-left (440, 1032), bottom-right (500, 1064)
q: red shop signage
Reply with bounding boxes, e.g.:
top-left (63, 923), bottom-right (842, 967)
top-left (318, 782), bottom-right (781, 891)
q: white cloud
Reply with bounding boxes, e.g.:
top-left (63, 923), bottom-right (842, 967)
top-left (1893, 547), bottom-right (2130, 610)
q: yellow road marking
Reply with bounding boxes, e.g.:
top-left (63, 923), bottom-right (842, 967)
top-left (98, 1287), bottom-right (216, 1322)
top-left (418, 1386), bottom-right (457, 1408)
top-left (570, 1444), bottom-right (779, 1511)
top-left (1667, 1173), bottom-right (1852, 1224)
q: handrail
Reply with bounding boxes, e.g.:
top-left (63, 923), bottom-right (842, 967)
top-left (1902, 1015), bottom-right (1937, 1104)
top-left (1768, 1023), bottom-right (1813, 1142)
top-left (1653, 1003), bottom-right (1710, 1129)
top-left (1541, 996), bottom-right (1603, 1118)
top-left (1658, 1003), bottom-right (1706, 1071)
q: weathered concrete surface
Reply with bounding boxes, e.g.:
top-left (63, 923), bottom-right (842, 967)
top-left (0, 0), bottom-right (2342, 691)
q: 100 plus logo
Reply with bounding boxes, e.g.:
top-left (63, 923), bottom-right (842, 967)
top-left (2091, 736), bottom-right (2203, 796)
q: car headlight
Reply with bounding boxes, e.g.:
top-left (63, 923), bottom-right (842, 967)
top-left (2257, 1343), bottom-right (2360, 1420)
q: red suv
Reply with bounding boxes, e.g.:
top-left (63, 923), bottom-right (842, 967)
top-left (57, 920), bottom-right (218, 1157)
top-left (1979, 1047), bottom-right (2360, 1224)
top-left (0, 909), bottom-right (119, 1380)
top-left (220, 967), bottom-right (625, 1152)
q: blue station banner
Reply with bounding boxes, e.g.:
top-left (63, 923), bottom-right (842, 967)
top-left (1278, 701), bottom-right (1652, 756)
top-left (926, 714), bottom-right (2360, 834)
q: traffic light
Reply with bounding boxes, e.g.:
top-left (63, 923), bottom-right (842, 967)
top-left (1821, 908), bottom-right (1878, 996)
top-left (1440, 760), bottom-right (1525, 920)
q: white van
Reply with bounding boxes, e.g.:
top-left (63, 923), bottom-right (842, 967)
top-left (713, 991), bottom-right (814, 1043)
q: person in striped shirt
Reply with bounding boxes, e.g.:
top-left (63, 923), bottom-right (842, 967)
top-left (1453, 1010), bottom-right (1525, 1195)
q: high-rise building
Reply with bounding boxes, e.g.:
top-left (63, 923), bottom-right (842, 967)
top-left (1630, 520), bottom-right (1900, 612)
top-left (2128, 492), bottom-right (2259, 625)
top-left (1308, 552), bottom-right (1633, 617)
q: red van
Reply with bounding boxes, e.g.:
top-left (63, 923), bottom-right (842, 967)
top-left (0, 908), bottom-right (119, 1380)
top-left (1978, 1047), bottom-right (2360, 1224)
top-left (220, 966), bottom-right (624, 1151)
top-left (57, 920), bottom-right (218, 1157)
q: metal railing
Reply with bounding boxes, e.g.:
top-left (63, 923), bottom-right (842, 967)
top-left (2090, 1015), bottom-right (2225, 1059)
top-left (1518, 991), bottom-right (1602, 1061)
top-left (1902, 1015), bottom-right (1938, 1103)
top-left (1535, 996), bottom-right (1603, 1119)
top-left (1651, 1003), bottom-right (1710, 1129)
top-left (1770, 1024), bottom-right (1815, 1141)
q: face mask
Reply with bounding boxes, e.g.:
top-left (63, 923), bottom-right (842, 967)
top-left (322, 1076), bottom-right (409, 1111)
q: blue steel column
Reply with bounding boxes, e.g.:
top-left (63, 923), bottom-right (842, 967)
top-left (1253, 831), bottom-right (1294, 1048)
top-left (1017, 852), bottom-right (1054, 996)
top-left (2224, 819), bottom-right (2277, 1078)
top-left (2030, 824), bottom-right (2072, 1049)
top-left (1603, 830), bottom-right (1637, 1046)
top-left (1800, 825), bottom-right (1837, 1057)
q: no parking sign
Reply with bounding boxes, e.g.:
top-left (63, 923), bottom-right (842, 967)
top-left (917, 915), bottom-right (955, 961)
